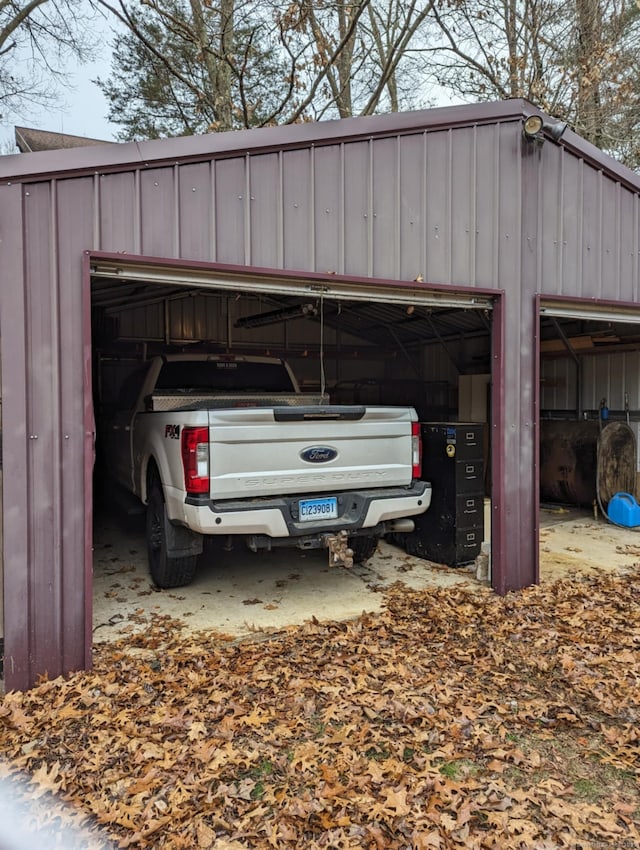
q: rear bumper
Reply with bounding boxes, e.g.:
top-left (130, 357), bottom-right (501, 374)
top-left (174, 480), bottom-right (431, 538)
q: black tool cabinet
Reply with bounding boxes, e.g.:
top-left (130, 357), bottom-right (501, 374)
top-left (404, 422), bottom-right (485, 566)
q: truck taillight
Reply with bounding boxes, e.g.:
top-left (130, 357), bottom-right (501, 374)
top-left (411, 421), bottom-right (422, 479)
top-left (181, 426), bottom-right (210, 495)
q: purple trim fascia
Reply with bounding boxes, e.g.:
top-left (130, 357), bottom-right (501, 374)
top-left (1, 100), bottom-right (532, 184)
top-left (87, 251), bottom-right (499, 300)
top-left (533, 295), bottom-right (542, 585)
top-left (490, 292), bottom-right (507, 595)
top-left (6, 101), bottom-right (638, 200)
top-left (4, 100), bottom-right (640, 196)
top-left (82, 252), bottom-right (94, 671)
top-left (540, 293), bottom-right (640, 312)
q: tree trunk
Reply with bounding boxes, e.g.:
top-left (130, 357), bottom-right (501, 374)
top-left (575, 0), bottom-right (602, 145)
top-left (188, 0), bottom-right (234, 131)
top-left (505, 0), bottom-right (520, 96)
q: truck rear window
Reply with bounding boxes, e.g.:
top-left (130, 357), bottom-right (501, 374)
top-left (155, 361), bottom-right (296, 393)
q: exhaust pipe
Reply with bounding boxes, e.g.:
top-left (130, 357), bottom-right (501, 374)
top-left (387, 518), bottom-right (415, 533)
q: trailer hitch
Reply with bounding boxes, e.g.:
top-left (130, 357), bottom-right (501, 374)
top-left (325, 531), bottom-right (354, 568)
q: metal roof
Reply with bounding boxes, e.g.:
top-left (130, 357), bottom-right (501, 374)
top-left (3, 99), bottom-right (639, 193)
top-left (14, 127), bottom-right (114, 153)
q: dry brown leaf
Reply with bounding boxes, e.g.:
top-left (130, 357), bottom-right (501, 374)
top-left (0, 573), bottom-right (638, 849)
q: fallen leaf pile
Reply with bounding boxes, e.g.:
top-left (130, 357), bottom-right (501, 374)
top-left (0, 571), bottom-right (639, 849)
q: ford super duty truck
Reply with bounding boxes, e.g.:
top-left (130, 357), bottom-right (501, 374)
top-left (101, 353), bottom-right (431, 587)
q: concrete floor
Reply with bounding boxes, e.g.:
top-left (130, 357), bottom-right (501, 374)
top-left (538, 503), bottom-right (640, 579)
top-left (92, 508), bottom-right (480, 644)
top-left (92, 501), bottom-right (640, 645)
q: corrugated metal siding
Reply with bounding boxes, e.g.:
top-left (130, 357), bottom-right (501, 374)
top-left (99, 172), bottom-right (138, 254)
top-left (141, 168), bottom-right (178, 258)
top-left (56, 179), bottom-right (95, 673)
top-left (539, 146), bottom-right (640, 300)
top-left (84, 126), bottom-right (523, 284)
top-left (344, 142), bottom-right (370, 276)
top-left (475, 126), bottom-right (501, 284)
top-left (0, 177), bottom-right (96, 687)
top-left (24, 182), bottom-right (61, 679)
top-left (0, 182), bottom-right (31, 688)
top-left (541, 352), bottom-right (640, 470)
top-left (283, 149), bottom-right (312, 271)
top-left (540, 358), bottom-right (578, 410)
top-left (115, 301), bottom-right (164, 341)
top-left (505, 138), bottom-right (534, 592)
top-left (583, 352), bottom-right (636, 411)
top-left (216, 158), bottom-right (246, 265)
top-left (249, 154), bottom-right (281, 269)
top-left (113, 292), bottom-right (377, 350)
top-left (4, 101), bottom-right (640, 687)
top-left (398, 134), bottom-right (424, 280)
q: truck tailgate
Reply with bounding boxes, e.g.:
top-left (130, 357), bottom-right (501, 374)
top-left (207, 406), bottom-right (417, 499)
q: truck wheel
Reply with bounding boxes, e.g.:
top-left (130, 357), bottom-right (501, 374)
top-left (349, 535), bottom-right (379, 564)
top-left (146, 484), bottom-right (198, 588)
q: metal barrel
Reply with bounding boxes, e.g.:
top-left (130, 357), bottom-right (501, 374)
top-left (539, 420), bottom-right (636, 508)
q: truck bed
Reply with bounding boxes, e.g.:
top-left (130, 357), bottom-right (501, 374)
top-left (147, 391), bottom-right (329, 412)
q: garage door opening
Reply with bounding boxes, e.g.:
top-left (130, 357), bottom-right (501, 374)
top-left (89, 260), bottom-right (496, 640)
top-left (538, 298), bottom-right (640, 578)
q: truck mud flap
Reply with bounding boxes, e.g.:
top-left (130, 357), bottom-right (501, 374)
top-left (164, 516), bottom-right (204, 558)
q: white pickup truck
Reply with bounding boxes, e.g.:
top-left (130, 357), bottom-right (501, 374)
top-left (102, 353), bottom-right (431, 587)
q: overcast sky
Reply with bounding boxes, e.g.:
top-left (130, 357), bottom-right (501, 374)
top-left (0, 40), bottom-right (121, 153)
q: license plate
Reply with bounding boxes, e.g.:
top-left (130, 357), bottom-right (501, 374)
top-left (299, 496), bottom-right (338, 522)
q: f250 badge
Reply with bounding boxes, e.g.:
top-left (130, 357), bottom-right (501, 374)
top-left (164, 424), bottom-right (180, 439)
top-left (300, 446), bottom-right (337, 463)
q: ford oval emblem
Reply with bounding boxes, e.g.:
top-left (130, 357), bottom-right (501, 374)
top-left (300, 446), bottom-right (337, 463)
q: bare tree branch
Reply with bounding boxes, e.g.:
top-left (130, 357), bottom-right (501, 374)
top-left (0, 0), bottom-right (49, 51)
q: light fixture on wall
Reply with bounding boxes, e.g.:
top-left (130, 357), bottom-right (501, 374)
top-left (523, 115), bottom-right (568, 144)
top-left (235, 302), bottom-right (318, 329)
top-left (523, 115), bottom-right (543, 140)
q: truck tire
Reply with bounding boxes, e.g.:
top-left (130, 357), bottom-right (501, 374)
top-left (349, 535), bottom-right (379, 564)
top-left (146, 483), bottom-right (198, 588)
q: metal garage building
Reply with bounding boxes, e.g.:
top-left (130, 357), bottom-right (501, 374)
top-left (2, 98), bottom-right (640, 691)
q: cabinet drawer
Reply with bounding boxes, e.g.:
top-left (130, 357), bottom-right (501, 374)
top-left (403, 525), bottom-right (483, 567)
top-left (423, 493), bottom-right (484, 529)
top-left (421, 422), bottom-right (484, 461)
top-left (455, 493), bottom-right (485, 524)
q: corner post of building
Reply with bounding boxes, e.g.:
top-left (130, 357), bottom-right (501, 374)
top-left (513, 126), bottom-right (543, 591)
top-left (0, 182), bottom-right (32, 690)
